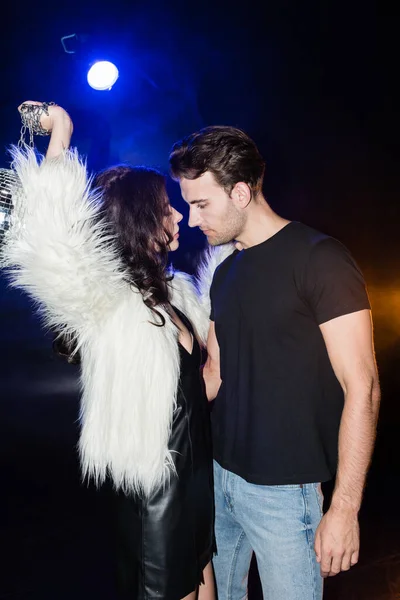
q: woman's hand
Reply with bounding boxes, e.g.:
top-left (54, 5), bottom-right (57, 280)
top-left (18, 101), bottom-right (73, 159)
top-left (18, 101), bottom-right (73, 135)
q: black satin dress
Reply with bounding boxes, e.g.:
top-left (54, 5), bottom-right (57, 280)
top-left (114, 309), bottom-right (215, 599)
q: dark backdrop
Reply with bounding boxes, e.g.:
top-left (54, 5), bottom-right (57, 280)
top-left (0, 1), bottom-right (398, 598)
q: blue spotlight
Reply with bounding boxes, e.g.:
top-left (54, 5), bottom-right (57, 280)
top-left (87, 61), bottom-right (119, 91)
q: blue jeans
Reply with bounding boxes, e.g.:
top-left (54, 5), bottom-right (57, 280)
top-left (213, 461), bottom-right (324, 600)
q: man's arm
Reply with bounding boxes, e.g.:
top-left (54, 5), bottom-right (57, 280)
top-left (315, 308), bottom-right (380, 577)
top-left (203, 321), bottom-right (222, 401)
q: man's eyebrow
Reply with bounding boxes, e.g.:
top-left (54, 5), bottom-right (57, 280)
top-left (188, 198), bottom-right (208, 205)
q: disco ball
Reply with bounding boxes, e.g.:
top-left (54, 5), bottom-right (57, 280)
top-left (0, 168), bottom-right (20, 246)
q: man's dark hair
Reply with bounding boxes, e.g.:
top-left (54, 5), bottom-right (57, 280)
top-left (169, 126), bottom-right (265, 195)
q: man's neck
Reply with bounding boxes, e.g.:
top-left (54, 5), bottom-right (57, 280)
top-left (236, 199), bottom-right (290, 249)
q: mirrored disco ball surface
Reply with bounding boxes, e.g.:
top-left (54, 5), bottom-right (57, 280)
top-left (0, 168), bottom-right (20, 246)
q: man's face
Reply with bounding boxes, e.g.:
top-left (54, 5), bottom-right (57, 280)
top-left (179, 172), bottom-right (246, 246)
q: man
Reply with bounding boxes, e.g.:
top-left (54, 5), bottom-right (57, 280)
top-left (169, 126), bottom-right (380, 600)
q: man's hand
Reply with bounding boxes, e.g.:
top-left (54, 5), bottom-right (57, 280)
top-left (314, 506), bottom-right (360, 577)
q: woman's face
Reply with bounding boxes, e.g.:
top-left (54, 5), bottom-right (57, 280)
top-left (164, 203), bottom-right (183, 252)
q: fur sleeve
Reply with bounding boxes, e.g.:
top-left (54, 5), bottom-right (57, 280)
top-left (1, 146), bottom-right (127, 341)
top-left (170, 271), bottom-right (209, 346)
top-left (170, 242), bottom-right (236, 346)
top-left (196, 243), bottom-right (236, 318)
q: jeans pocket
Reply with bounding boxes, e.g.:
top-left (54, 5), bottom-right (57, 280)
top-left (314, 482), bottom-right (324, 516)
top-left (268, 484), bottom-right (304, 489)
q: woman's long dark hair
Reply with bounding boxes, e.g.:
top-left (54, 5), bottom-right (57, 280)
top-left (95, 165), bottom-right (173, 325)
top-left (54, 164), bottom-right (174, 362)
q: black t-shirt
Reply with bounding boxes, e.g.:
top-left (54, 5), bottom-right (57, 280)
top-left (210, 221), bottom-right (371, 485)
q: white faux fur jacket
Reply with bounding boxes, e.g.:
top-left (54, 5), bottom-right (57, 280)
top-left (1, 147), bottom-right (233, 497)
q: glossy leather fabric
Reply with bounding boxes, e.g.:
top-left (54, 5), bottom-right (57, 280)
top-left (114, 310), bottom-right (215, 599)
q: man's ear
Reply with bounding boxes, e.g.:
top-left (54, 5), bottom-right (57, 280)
top-left (231, 181), bottom-right (252, 209)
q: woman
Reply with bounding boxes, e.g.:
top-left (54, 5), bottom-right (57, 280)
top-left (1, 101), bottom-right (216, 600)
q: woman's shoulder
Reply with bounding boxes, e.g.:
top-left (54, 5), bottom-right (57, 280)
top-left (169, 270), bottom-right (198, 306)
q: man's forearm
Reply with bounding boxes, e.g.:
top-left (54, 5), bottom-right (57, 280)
top-left (203, 360), bottom-right (221, 402)
top-left (331, 378), bottom-right (381, 513)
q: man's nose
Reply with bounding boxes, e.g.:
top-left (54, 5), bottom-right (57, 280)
top-left (188, 207), bottom-right (201, 228)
